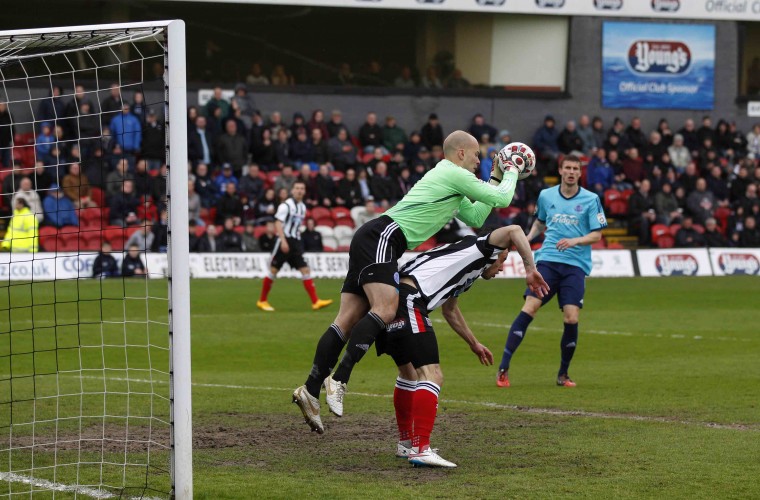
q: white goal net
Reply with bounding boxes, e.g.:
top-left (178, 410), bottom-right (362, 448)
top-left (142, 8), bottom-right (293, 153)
top-left (0, 21), bottom-right (191, 499)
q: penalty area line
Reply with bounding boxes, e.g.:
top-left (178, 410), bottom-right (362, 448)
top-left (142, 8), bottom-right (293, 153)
top-left (0, 472), bottom-right (162, 500)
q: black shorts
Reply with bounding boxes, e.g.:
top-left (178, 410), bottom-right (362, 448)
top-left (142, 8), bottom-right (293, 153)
top-left (376, 284), bottom-right (440, 368)
top-left (270, 237), bottom-right (308, 271)
top-left (340, 215), bottom-right (407, 297)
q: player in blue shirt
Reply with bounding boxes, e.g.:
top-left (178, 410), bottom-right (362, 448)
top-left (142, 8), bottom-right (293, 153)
top-left (497, 155), bottom-right (607, 387)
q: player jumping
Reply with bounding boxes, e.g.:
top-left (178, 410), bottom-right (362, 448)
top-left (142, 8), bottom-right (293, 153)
top-left (257, 180), bottom-right (333, 312)
top-left (371, 225), bottom-right (548, 467)
top-left (496, 155), bottom-right (607, 388)
top-left (293, 131), bottom-right (527, 434)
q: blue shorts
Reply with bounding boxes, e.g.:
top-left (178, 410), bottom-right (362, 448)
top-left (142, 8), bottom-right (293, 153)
top-left (525, 261), bottom-right (586, 309)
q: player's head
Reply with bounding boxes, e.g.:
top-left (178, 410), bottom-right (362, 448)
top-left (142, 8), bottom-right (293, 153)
top-left (443, 130), bottom-right (480, 174)
top-left (291, 180), bottom-right (306, 201)
top-left (559, 155), bottom-right (582, 188)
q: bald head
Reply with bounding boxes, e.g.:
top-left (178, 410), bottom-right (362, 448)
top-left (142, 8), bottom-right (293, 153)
top-left (443, 131), bottom-right (478, 162)
top-left (443, 130), bottom-right (480, 172)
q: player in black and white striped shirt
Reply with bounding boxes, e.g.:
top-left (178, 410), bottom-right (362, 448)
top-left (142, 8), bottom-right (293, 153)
top-left (257, 180), bottom-right (333, 312)
top-left (325, 225), bottom-right (548, 467)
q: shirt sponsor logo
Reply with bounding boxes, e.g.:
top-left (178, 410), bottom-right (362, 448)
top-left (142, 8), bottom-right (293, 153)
top-left (717, 253), bottom-right (760, 275)
top-left (550, 213), bottom-right (580, 225)
top-left (655, 254), bottom-right (698, 276)
top-left (594, 0), bottom-right (623, 10)
top-left (628, 41), bottom-right (691, 75)
top-left (535, 0), bottom-right (564, 7)
top-left (651, 0), bottom-right (680, 11)
top-left (386, 318), bottom-right (407, 332)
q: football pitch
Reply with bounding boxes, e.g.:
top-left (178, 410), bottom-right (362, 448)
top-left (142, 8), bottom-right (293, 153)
top-left (188, 275), bottom-right (759, 499)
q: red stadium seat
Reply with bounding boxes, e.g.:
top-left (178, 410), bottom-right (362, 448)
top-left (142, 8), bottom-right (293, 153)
top-left (80, 232), bottom-right (103, 251)
top-left (693, 224), bottom-right (705, 234)
top-left (650, 224), bottom-right (669, 245)
top-left (323, 245), bottom-right (336, 252)
top-left (58, 232), bottom-right (81, 252)
top-left (620, 189), bottom-right (635, 203)
top-left (315, 216), bottom-right (335, 228)
top-left (195, 225), bottom-right (206, 238)
top-left (79, 207), bottom-right (103, 229)
top-left (103, 226), bottom-right (126, 251)
top-left (331, 207), bottom-right (351, 221)
top-left (668, 224), bottom-right (681, 237)
top-left (591, 239), bottom-right (606, 250)
top-left (334, 218), bottom-right (355, 228)
top-left (609, 199), bottom-right (629, 217)
top-left (603, 189), bottom-right (622, 208)
top-left (311, 207), bottom-right (331, 221)
top-left (39, 226), bottom-right (58, 252)
top-left (656, 234), bottom-right (675, 248)
top-left (90, 187), bottom-right (106, 208)
top-left (606, 242), bottom-right (624, 249)
top-left (336, 245), bottom-right (350, 252)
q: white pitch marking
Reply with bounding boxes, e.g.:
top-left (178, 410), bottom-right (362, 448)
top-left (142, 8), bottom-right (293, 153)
top-left (0, 472), bottom-right (162, 500)
top-left (73, 376), bottom-right (757, 432)
top-left (430, 318), bottom-right (753, 342)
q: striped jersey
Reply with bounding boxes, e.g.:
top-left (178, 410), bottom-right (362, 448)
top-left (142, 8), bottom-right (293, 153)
top-left (399, 234), bottom-right (502, 311)
top-left (274, 198), bottom-right (307, 239)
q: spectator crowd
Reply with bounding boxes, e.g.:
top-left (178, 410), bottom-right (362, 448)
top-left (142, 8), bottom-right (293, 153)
top-left (1, 81), bottom-right (759, 255)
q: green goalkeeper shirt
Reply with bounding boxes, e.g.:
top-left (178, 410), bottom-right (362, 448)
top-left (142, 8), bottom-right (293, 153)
top-left (385, 159), bottom-right (518, 249)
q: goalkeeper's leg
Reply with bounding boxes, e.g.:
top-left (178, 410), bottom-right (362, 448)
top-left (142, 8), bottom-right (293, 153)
top-left (303, 293), bottom-right (368, 398)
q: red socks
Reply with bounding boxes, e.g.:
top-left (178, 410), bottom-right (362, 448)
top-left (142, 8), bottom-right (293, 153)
top-left (260, 276), bottom-right (273, 302)
top-left (394, 377), bottom-right (417, 441)
top-left (411, 381), bottom-right (440, 451)
top-left (303, 277), bottom-right (319, 304)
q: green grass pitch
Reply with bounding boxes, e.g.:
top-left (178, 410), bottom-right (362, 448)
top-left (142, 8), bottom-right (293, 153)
top-left (189, 276), bottom-right (759, 499)
top-left (2, 275), bottom-right (759, 498)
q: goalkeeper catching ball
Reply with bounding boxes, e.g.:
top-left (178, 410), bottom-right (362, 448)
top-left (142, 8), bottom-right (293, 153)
top-left (293, 130), bottom-right (529, 434)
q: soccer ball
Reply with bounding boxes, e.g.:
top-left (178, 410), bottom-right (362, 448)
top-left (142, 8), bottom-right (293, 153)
top-left (497, 142), bottom-right (536, 180)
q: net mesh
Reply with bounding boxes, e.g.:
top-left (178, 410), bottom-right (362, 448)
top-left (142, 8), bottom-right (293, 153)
top-left (0, 26), bottom-right (172, 499)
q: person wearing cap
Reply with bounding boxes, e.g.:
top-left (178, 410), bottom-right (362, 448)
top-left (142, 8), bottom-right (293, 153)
top-left (109, 101), bottom-right (142, 158)
top-left (495, 130), bottom-right (512, 150)
top-left (420, 113), bottom-right (444, 150)
top-left (42, 182), bottom-right (78, 228)
top-left (214, 163), bottom-right (239, 196)
top-left (532, 114), bottom-right (560, 165)
top-left (383, 116), bottom-right (407, 153)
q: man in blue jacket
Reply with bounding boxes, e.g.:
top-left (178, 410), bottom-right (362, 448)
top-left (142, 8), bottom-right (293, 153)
top-left (43, 183), bottom-right (79, 227)
top-left (110, 102), bottom-right (142, 158)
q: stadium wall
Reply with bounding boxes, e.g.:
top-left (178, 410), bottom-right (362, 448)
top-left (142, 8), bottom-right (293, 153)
top-left (2, 17), bottom-right (746, 150)
top-left (3, 249), bottom-right (757, 280)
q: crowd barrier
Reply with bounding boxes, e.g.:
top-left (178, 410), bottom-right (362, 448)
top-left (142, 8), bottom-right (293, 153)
top-left (2, 248), bottom-right (758, 281)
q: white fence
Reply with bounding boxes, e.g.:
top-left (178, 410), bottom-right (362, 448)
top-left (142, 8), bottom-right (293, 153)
top-left (3, 248), bottom-right (758, 280)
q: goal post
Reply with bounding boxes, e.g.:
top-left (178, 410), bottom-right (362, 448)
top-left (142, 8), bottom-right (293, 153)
top-left (0, 20), bottom-right (191, 499)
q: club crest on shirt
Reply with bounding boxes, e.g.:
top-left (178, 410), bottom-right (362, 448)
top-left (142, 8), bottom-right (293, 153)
top-left (575, 204), bottom-right (584, 212)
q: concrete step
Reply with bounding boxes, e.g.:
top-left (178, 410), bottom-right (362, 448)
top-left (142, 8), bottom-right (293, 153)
top-left (606, 235), bottom-right (638, 249)
top-left (602, 227), bottom-right (628, 237)
top-left (544, 176), bottom-right (559, 186)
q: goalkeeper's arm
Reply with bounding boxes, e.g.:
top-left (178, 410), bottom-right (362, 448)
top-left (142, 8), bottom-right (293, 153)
top-left (441, 297), bottom-right (493, 366)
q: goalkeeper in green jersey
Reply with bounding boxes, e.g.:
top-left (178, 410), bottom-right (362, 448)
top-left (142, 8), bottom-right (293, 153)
top-left (293, 130), bottom-right (523, 433)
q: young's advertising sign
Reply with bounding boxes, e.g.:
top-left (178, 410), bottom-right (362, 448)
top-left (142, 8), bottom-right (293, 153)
top-left (602, 22), bottom-right (714, 110)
